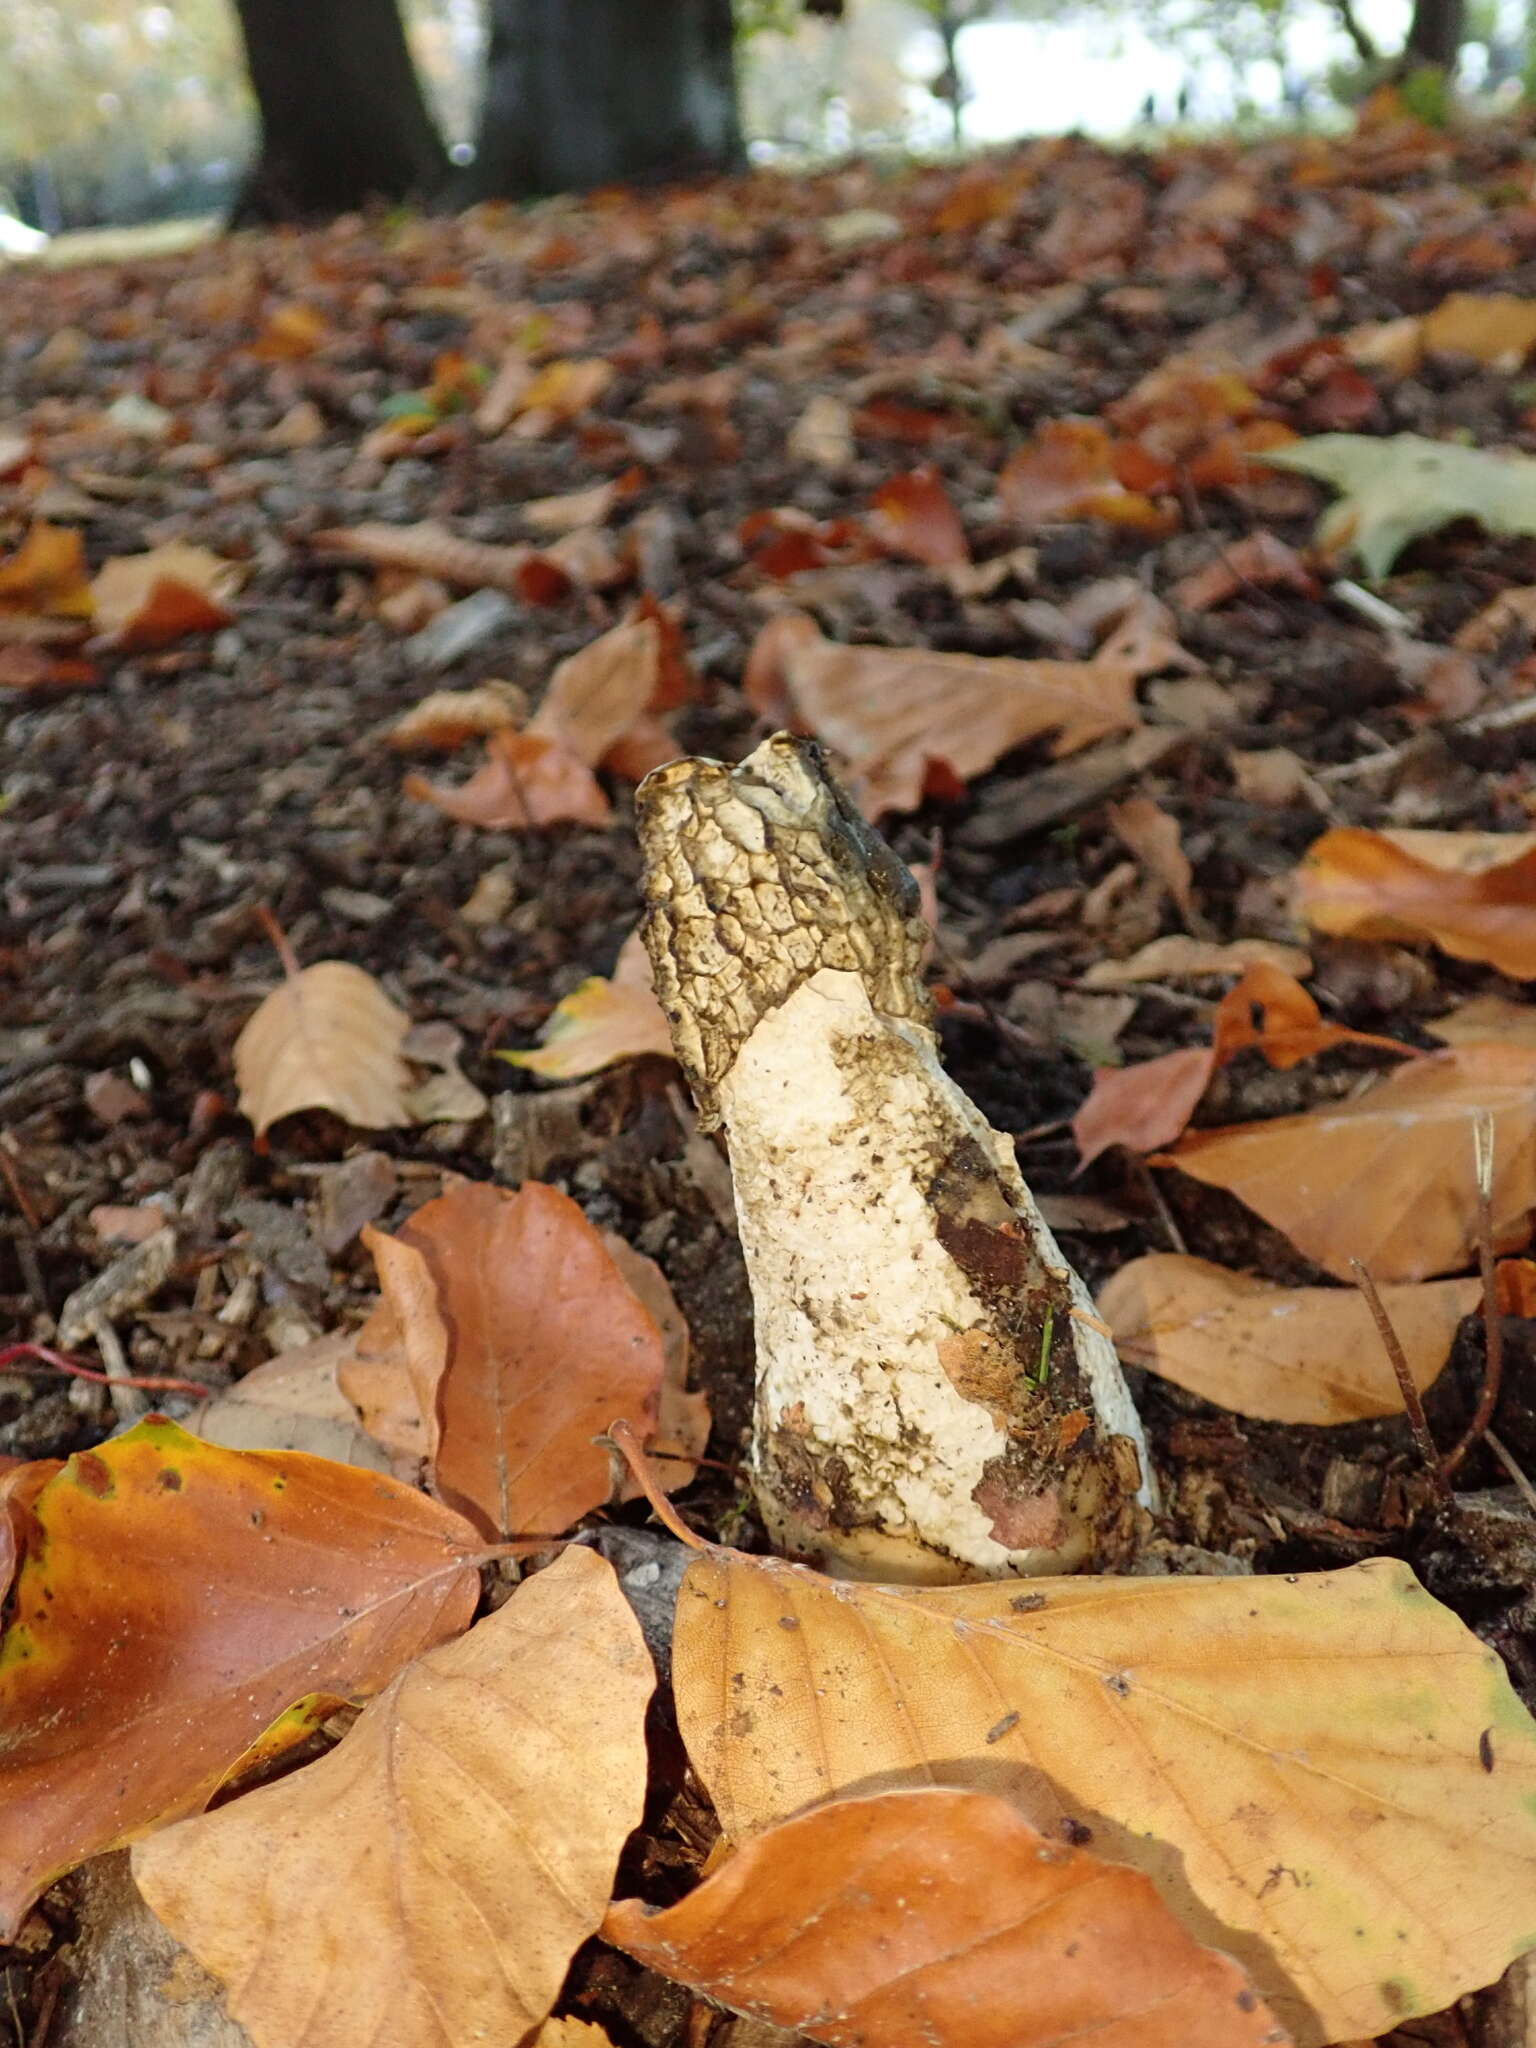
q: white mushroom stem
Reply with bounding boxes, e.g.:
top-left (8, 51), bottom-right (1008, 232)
top-left (638, 734), bottom-right (1151, 1584)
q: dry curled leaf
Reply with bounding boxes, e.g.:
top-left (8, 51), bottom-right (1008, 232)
top-left (1296, 826), bottom-right (1536, 979)
top-left (1081, 936), bottom-right (1313, 987)
top-left (866, 468), bottom-right (969, 567)
top-left (135, 1547), bottom-right (652, 2048)
top-left (745, 608), bottom-right (1141, 815)
top-left (1171, 531), bottom-right (1318, 611)
top-left (0, 1417), bottom-right (482, 1937)
top-left (381, 680), bottom-right (526, 753)
top-left (606, 1788), bottom-right (1286, 2048)
top-left (527, 603), bottom-right (690, 774)
top-left (1099, 1253), bottom-right (1481, 1423)
top-left (368, 1179), bottom-right (664, 1538)
top-left (0, 521), bottom-right (93, 618)
top-left (672, 1546), bottom-right (1536, 2046)
top-left (1155, 1044), bottom-right (1536, 1281)
top-left (234, 962), bottom-right (413, 1138)
top-left (405, 727), bottom-right (612, 830)
top-left (234, 958), bottom-right (415, 1138)
top-left (312, 520), bottom-right (537, 595)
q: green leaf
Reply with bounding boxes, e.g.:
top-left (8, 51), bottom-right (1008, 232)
top-left (1262, 433), bottom-right (1536, 578)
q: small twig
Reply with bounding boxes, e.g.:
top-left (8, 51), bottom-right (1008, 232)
top-left (1318, 690), bottom-right (1536, 785)
top-left (1441, 1112), bottom-right (1501, 1480)
top-left (1352, 1259), bottom-right (1454, 1508)
top-left (1486, 1431), bottom-right (1536, 1517)
top-left (1330, 578), bottom-right (1413, 633)
top-left (252, 902), bottom-right (301, 979)
top-left (0, 1341), bottom-right (210, 1399)
top-left (83, 1314), bottom-right (146, 1425)
top-left (0, 1135), bottom-right (41, 1234)
top-left (1132, 1156), bottom-right (1189, 1256)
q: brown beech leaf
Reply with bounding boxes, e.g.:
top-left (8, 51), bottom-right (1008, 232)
top-left (1427, 994), bottom-right (1536, 1049)
top-left (866, 468), bottom-right (970, 567)
top-left (369, 1180), bottom-right (663, 1537)
top-left (1106, 793), bottom-right (1194, 922)
top-left (527, 603), bottom-right (690, 772)
top-left (188, 1331), bottom-right (392, 1470)
top-left (502, 930), bottom-right (673, 1080)
top-left (1295, 826), bottom-right (1536, 978)
top-left (744, 609), bottom-right (1140, 815)
top-left (90, 544), bottom-right (242, 650)
top-left (1072, 1047), bottom-right (1216, 1170)
top-left (999, 419), bottom-right (1169, 534)
top-left (404, 727), bottom-right (612, 829)
top-left (604, 1234), bottom-right (710, 1497)
top-left (1082, 937), bottom-right (1313, 987)
top-left (605, 1788), bottom-right (1286, 2048)
top-left (135, 1547), bottom-right (652, 2048)
top-left (381, 680), bottom-right (526, 753)
top-left (311, 520), bottom-right (538, 595)
top-left (0, 1417), bottom-right (482, 1937)
top-left (1170, 532), bottom-right (1319, 611)
top-left (1099, 1253), bottom-right (1481, 1423)
top-left (1155, 1044), bottom-right (1536, 1281)
top-left (672, 1547), bottom-right (1536, 2047)
top-left (234, 962), bottom-right (413, 1138)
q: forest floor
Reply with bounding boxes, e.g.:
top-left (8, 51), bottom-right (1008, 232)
top-left (3, 97), bottom-right (1536, 2048)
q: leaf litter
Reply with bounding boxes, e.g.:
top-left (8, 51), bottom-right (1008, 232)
top-left (6, 94), bottom-right (1536, 2048)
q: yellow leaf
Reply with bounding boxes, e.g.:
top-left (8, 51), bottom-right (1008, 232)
top-left (673, 1548), bottom-right (1536, 2046)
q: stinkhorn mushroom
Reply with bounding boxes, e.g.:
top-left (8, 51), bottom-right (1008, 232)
top-left (637, 733), bottom-right (1151, 1584)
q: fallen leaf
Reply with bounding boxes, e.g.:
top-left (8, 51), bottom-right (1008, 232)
top-left (866, 468), bottom-right (969, 567)
top-left (312, 521), bottom-right (537, 595)
top-left (1454, 584), bottom-right (1536, 652)
top-left (1295, 826), bottom-right (1536, 977)
top-left (606, 1788), bottom-right (1286, 2048)
top-left (234, 962), bottom-right (414, 1138)
top-left (1171, 532), bottom-right (1319, 611)
top-left (672, 1547), bottom-right (1536, 2046)
top-left (1420, 291), bottom-right (1536, 364)
top-left (0, 646), bottom-right (98, 691)
top-left (1081, 936), bottom-right (1313, 987)
top-left (404, 728), bottom-right (612, 830)
top-left (135, 1547), bottom-right (652, 2048)
top-left (370, 1180), bottom-right (663, 1538)
top-left (1106, 794), bottom-right (1194, 923)
top-left (91, 544), bottom-right (241, 650)
top-left (745, 609), bottom-right (1141, 815)
top-left (252, 302), bottom-right (330, 359)
top-left (528, 604), bottom-right (690, 772)
top-left (381, 680), bottom-right (526, 753)
top-left (0, 1417), bottom-right (482, 1936)
top-left (604, 1234), bottom-right (709, 1497)
top-left (1099, 1253), bottom-right (1480, 1423)
top-left (1207, 958), bottom-right (1415, 1070)
top-left (188, 1332), bottom-right (392, 1471)
top-left (1263, 434), bottom-right (1536, 578)
top-left (503, 931), bottom-right (673, 1079)
top-left (1155, 1044), bottom-right (1536, 1281)
top-left (0, 521), bottom-right (93, 618)
top-left (511, 356), bottom-right (614, 431)
top-left (1073, 1047), bottom-right (1215, 1171)
top-left (522, 476), bottom-right (626, 534)
top-left (788, 393), bottom-right (854, 468)
top-left (1427, 994), bottom-right (1536, 1048)
top-left (999, 418), bottom-right (1169, 533)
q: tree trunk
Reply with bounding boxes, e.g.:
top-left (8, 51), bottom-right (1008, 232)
top-left (1403, 0), bottom-right (1465, 70)
top-left (466, 0), bottom-right (743, 201)
top-left (230, 0), bottom-right (449, 226)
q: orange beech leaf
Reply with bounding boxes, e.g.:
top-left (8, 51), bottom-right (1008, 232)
top-left (1420, 292), bottom-right (1536, 365)
top-left (90, 543), bottom-right (241, 650)
top-left (1295, 827), bottom-right (1536, 978)
top-left (604, 1234), bottom-right (710, 1497)
top-left (234, 961), bottom-right (414, 1137)
top-left (866, 468), bottom-right (970, 567)
top-left (368, 1180), bottom-right (663, 1538)
top-left (404, 728), bottom-right (612, 829)
top-left (1099, 1253), bottom-right (1480, 1423)
top-left (0, 1417), bottom-right (482, 1938)
top-left (1073, 1047), bottom-right (1216, 1170)
top-left (605, 1788), bottom-right (1286, 2048)
top-left (251, 302), bottom-right (331, 359)
top-left (1208, 959), bottom-right (1416, 1070)
top-left (744, 609), bottom-right (1140, 816)
top-left (382, 681), bottom-right (526, 753)
top-left (1170, 532), bottom-right (1319, 611)
top-left (135, 1548), bottom-right (652, 2048)
top-left (671, 1546), bottom-right (1536, 2047)
top-left (0, 647), bottom-right (98, 691)
top-left (502, 930), bottom-right (673, 1080)
top-left (1155, 1044), bottom-right (1536, 1281)
top-left (999, 419), bottom-right (1168, 533)
top-left (0, 522), bottom-right (93, 618)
